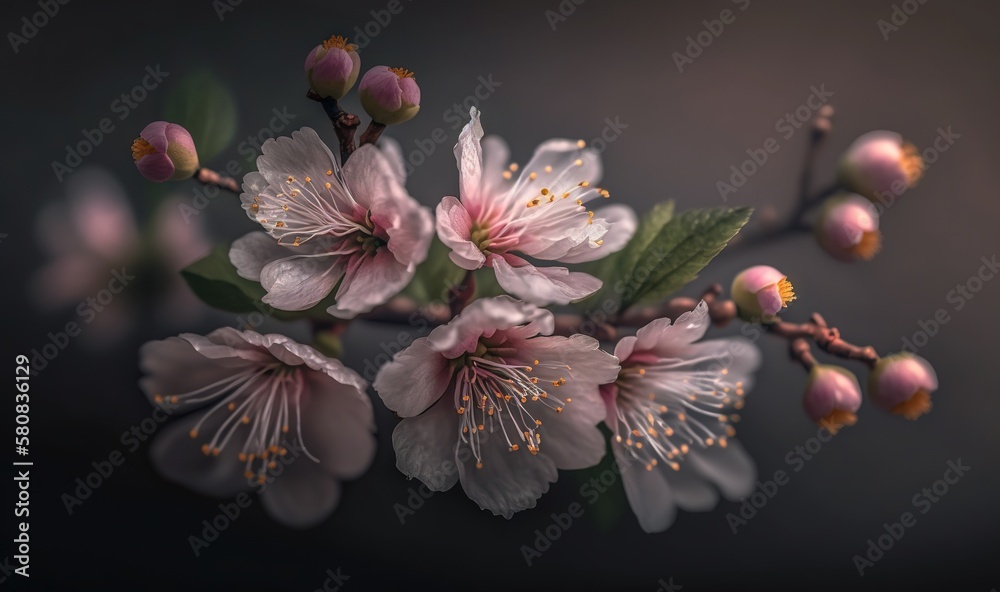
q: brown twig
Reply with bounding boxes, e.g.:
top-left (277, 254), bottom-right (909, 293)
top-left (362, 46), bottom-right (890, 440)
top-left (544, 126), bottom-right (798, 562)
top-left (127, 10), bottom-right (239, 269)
top-left (306, 90), bottom-right (360, 164)
top-left (195, 167), bottom-right (240, 194)
top-left (765, 312), bottom-right (880, 368)
top-left (358, 121), bottom-right (387, 148)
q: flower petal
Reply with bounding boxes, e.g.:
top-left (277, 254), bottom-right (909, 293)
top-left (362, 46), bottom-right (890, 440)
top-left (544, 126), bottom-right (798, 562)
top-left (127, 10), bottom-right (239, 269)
top-left (378, 136), bottom-right (408, 186)
top-left (454, 107), bottom-right (484, 206)
top-left (373, 338), bottom-right (452, 417)
top-left (436, 195), bottom-right (484, 270)
top-left (615, 445), bottom-right (677, 533)
top-left (150, 411), bottom-right (250, 499)
top-left (457, 428), bottom-right (558, 518)
top-left (260, 255), bottom-right (342, 311)
top-left (558, 204), bottom-right (638, 263)
top-left (256, 127), bottom-right (339, 191)
top-left (343, 144), bottom-right (407, 210)
top-left (391, 397), bottom-right (461, 491)
top-left (491, 256), bottom-right (602, 306)
top-left (425, 296), bottom-right (554, 359)
top-left (686, 439), bottom-right (757, 501)
top-left (258, 458), bottom-right (342, 529)
top-left (300, 371), bottom-right (376, 479)
top-left (328, 249), bottom-right (411, 318)
top-left (371, 194), bottom-right (433, 269)
top-left (230, 231), bottom-right (288, 281)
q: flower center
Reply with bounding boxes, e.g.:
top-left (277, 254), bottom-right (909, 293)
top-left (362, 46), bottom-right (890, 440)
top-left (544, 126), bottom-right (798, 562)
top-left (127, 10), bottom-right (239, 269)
top-left (613, 359), bottom-right (743, 472)
top-left (152, 363), bottom-right (320, 485)
top-left (131, 137), bottom-right (156, 161)
top-left (453, 345), bottom-right (574, 469)
top-left (891, 389), bottom-right (932, 420)
top-left (819, 409), bottom-right (858, 435)
top-left (900, 142), bottom-right (924, 186)
top-left (777, 277), bottom-right (796, 308)
top-left (322, 35), bottom-right (357, 51)
top-left (389, 67), bottom-right (415, 79)
top-left (850, 230), bottom-right (882, 261)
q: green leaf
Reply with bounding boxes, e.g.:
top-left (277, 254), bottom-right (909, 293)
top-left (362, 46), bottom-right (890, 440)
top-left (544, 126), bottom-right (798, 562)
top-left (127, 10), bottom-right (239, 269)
top-left (164, 69), bottom-right (238, 162)
top-left (584, 204), bottom-right (751, 311)
top-left (624, 206), bottom-right (752, 307)
top-left (586, 200), bottom-right (675, 302)
top-left (181, 245), bottom-right (264, 313)
top-left (181, 244), bottom-right (340, 321)
top-left (403, 238), bottom-right (469, 303)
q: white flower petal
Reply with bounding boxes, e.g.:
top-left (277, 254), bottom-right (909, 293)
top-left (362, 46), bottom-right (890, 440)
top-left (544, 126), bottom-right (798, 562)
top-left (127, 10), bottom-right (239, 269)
top-left (615, 445), bottom-right (677, 533)
top-left (436, 196), bottom-right (484, 270)
top-left (687, 439), bottom-right (757, 501)
top-left (425, 296), bottom-right (554, 359)
top-left (328, 250), bottom-right (411, 318)
top-left (455, 107), bottom-right (484, 205)
top-left (256, 127), bottom-right (339, 192)
top-left (343, 144), bottom-right (407, 210)
top-left (373, 338), bottom-right (452, 417)
top-left (300, 372), bottom-right (376, 479)
top-left (559, 204), bottom-right (638, 263)
top-left (260, 255), bottom-right (343, 311)
top-left (230, 231), bottom-right (288, 281)
top-left (491, 257), bottom-right (602, 306)
top-left (457, 429), bottom-right (558, 519)
top-left (150, 412), bottom-right (250, 499)
top-left (392, 397), bottom-right (461, 491)
top-left (258, 458), bottom-right (342, 529)
top-left (378, 136), bottom-right (408, 186)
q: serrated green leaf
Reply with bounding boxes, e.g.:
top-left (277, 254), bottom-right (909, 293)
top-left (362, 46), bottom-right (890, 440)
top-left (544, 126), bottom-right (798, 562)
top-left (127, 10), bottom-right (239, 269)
top-left (585, 200), bottom-right (675, 306)
top-left (624, 206), bottom-right (752, 307)
top-left (164, 69), bottom-right (238, 162)
top-left (403, 238), bottom-right (469, 303)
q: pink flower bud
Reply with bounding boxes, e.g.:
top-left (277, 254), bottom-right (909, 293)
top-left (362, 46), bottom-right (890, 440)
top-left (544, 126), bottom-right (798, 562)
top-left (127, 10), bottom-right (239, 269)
top-left (815, 193), bottom-right (882, 262)
top-left (803, 365), bottom-right (862, 434)
top-left (358, 66), bottom-right (421, 125)
top-left (838, 131), bottom-right (923, 202)
top-left (305, 35), bottom-right (361, 100)
top-left (131, 122), bottom-right (198, 182)
top-left (868, 353), bottom-right (938, 420)
top-left (730, 265), bottom-right (796, 322)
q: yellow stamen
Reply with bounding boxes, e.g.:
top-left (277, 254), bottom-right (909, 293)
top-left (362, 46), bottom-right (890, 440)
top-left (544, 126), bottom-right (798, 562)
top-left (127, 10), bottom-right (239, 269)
top-left (130, 137), bottom-right (156, 161)
top-left (819, 409), bottom-right (858, 434)
top-left (891, 389), bottom-right (932, 420)
top-left (322, 35), bottom-right (357, 52)
top-left (900, 142), bottom-right (924, 186)
top-left (777, 277), bottom-right (796, 307)
top-left (389, 67), bottom-right (415, 79)
top-left (850, 230), bottom-right (883, 261)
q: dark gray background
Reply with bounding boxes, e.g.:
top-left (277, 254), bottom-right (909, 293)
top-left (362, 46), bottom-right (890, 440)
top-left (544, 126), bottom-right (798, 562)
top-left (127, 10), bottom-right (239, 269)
top-left (2, 0), bottom-right (998, 589)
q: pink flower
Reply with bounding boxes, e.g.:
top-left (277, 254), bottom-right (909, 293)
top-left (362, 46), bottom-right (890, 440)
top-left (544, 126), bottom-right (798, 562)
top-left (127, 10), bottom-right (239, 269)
top-left (868, 353), bottom-right (938, 420)
top-left (229, 128), bottom-right (433, 318)
top-left (305, 35), bottom-right (361, 100)
top-left (436, 108), bottom-right (637, 305)
top-left (373, 296), bottom-right (619, 518)
top-left (730, 265), bottom-right (796, 322)
top-left (815, 194), bottom-right (881, 262)
top-left (358, 66), bottom-right (421, 125)
top-left (140, 328), bottom-right (376, 529)
top-left (802, 365), bottom-right (862, 433)
top-left (602, 302), bottom-right (761, 532)
top-left (838, 131), bottom-right (923, 201)
top-left (131, 121), bottom-right (199, 182)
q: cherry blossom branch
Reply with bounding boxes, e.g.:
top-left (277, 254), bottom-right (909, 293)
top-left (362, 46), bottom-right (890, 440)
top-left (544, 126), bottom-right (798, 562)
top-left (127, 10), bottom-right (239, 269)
top-left (194, 167), bottom-right (240, 194)
top-left (306, 90), bottom-right (360, 164)
top-left (358, 121), bottom-right (387, 148)
top-left (765, 312), bottom-right (880, 368)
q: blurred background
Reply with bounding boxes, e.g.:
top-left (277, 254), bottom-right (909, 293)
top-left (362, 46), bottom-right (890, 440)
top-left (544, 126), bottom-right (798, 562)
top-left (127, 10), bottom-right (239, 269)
top-left (2, 0), bottom-right (998, 589)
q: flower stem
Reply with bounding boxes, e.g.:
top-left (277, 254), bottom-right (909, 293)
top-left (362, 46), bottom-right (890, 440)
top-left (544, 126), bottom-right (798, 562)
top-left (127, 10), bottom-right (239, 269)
top-left (306, 90), bottom-right (360, 165)
top-left (359, 121), bottom-right (387, 147)
top-left (194, 167), bottom-right (240, 194)
top-left (764, 312), bottom-right (880, 368)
